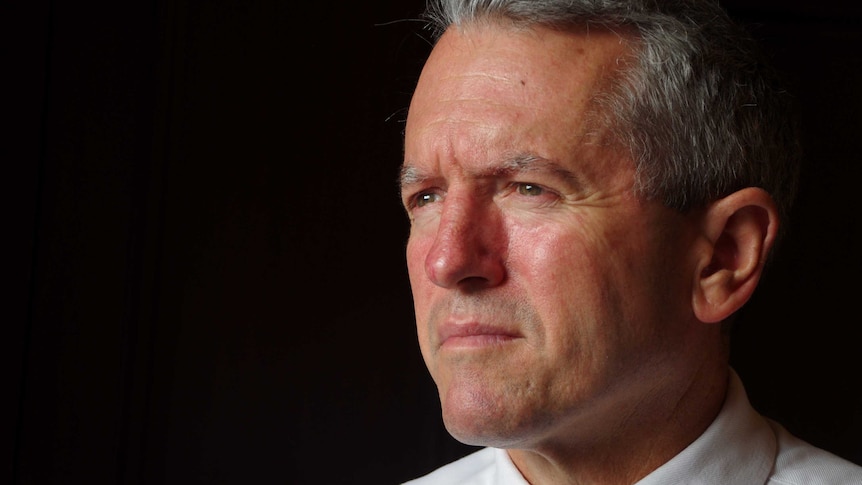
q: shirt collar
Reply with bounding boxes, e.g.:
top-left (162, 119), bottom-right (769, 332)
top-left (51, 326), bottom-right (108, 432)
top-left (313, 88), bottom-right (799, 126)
top-left (634, 369), bottom-right (776, 484)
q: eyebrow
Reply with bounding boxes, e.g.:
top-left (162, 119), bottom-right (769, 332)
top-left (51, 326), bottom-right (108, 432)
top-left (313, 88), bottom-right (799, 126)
top-left (399, 153), bottom-right (581, 189)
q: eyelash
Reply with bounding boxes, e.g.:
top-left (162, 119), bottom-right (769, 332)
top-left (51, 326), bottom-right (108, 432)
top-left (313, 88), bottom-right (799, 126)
top-left (408, 182), bottom-right (554, 211)
top-left (413, 192), bottom-right (441, 208)
top-left (515, 183), bottom-right (545, 197)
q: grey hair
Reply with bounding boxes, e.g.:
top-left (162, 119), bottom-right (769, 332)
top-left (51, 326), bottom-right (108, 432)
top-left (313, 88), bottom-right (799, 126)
top-left (420, 0), bottom-right (801, 245)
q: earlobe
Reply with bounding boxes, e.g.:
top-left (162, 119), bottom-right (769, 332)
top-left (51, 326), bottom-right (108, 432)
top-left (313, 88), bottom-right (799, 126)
top-left (692, 188), bottom-right (779, 324)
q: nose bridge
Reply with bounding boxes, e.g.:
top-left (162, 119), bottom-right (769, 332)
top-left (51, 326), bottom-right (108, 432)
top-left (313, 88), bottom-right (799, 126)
top-left (439, 190), bottom-right (480, 243)
top-left (424, 189), bottom-right (504, 288)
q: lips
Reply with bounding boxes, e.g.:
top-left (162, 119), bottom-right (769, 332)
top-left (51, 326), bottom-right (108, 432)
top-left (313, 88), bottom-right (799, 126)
top-left (437, 321), bottom-right (522, 349)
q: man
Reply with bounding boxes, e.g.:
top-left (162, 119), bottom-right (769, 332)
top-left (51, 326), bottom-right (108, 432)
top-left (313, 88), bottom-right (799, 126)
top-left (397, 0), bottom-right (862, 484)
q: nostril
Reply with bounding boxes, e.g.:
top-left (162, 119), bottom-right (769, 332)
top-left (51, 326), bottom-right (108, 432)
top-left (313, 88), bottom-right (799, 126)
top-left (425, 235), bottom-right (506, 290)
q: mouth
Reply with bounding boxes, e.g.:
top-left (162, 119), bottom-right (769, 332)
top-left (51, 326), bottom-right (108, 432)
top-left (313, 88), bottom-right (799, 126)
top-left (437, 321), bottom-right (522, 350)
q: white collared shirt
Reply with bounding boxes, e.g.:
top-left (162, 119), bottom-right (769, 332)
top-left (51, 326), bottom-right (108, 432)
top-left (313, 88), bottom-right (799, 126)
top-left (403, 370), bottom-right (862, 484)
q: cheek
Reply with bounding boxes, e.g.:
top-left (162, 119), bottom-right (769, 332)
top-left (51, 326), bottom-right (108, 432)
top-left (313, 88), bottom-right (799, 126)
top-left (508, 217), bottom-right (636, 351)
top-left (508, 219), bottom-right (605, 305)
top-left (405, 235), bottom-right (436, 355)
top-left (405, 237), bottom-right (422, 288)
top-left (405, 236), bottom-right (432, 304)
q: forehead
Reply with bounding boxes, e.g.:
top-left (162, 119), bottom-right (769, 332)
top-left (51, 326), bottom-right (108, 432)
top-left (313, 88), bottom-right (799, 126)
top-left (404, 23), bottom-right (633, 176)
top-left (421, 23), bottom-right (628, 100)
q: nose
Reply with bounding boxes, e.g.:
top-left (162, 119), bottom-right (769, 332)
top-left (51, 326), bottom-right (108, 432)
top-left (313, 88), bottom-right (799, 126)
top-left (423, 195), bottom-right (506, 290)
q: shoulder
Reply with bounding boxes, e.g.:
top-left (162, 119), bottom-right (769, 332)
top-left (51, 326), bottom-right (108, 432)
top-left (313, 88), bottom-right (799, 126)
top-left (401, 448), bottom-right (498, 485)
top-left (768, 420), bottom-right (862, 485)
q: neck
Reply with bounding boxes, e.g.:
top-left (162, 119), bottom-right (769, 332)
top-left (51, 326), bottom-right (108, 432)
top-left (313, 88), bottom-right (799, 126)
top-left (508, 361), bottom-right (729, 485)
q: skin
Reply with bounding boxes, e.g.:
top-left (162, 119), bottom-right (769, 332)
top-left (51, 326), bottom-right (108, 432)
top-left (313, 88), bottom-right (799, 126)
top-left (400, 22), bottom-right (777, 485)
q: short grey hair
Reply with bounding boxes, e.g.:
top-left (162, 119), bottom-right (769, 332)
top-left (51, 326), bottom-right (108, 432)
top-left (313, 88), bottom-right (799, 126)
top-left (420, 0), bottom-right (801, 245)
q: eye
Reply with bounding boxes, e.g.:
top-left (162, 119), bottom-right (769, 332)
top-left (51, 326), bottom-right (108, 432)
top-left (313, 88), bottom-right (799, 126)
top-left (414, 191), bottom-right (442, 208)
top-left (516, 183), bottom-right (545, 196)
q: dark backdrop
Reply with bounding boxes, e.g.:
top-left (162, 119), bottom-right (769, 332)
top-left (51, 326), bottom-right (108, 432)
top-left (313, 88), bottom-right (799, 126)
top-left (6, 1), bottom-right (861, 484)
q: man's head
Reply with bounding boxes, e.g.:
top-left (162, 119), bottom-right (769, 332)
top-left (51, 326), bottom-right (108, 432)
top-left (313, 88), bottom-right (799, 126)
top-left (399, 0), bottom-right (797, 468)
top-left (418, 0), bottom-right (801, 234)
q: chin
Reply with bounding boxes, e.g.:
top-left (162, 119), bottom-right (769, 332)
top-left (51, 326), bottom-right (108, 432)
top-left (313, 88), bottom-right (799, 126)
top-left (440, 396), bottom-right (545, 449)
top-left (444, 420), bottom-right (513, 448)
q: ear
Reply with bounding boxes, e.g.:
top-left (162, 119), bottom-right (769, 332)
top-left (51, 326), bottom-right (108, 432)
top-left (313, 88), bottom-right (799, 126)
top-left (692, 187), bottom-right (779, 324)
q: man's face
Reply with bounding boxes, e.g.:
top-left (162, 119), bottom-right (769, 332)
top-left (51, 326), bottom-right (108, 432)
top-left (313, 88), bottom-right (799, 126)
top-left (401, 24), bottom-right (702, 449)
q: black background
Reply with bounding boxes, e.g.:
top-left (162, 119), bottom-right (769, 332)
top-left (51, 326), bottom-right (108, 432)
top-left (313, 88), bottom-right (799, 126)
top-left (5, 1), bottom-right (861, 484)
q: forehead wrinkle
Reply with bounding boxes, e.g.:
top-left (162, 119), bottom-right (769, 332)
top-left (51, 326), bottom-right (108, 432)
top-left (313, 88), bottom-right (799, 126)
top-left (432, 65), bottom-right (534, 109)
top-left (447, 70), bottom-right (513, 84)
top-left (399, 152), bottom-right (581, 191)
top-left (495, 153), bottom-right (582, 187)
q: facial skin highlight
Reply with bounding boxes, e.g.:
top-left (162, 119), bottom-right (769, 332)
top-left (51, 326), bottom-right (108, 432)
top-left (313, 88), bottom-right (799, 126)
top-left (401, 23), bottom-right (728, 482)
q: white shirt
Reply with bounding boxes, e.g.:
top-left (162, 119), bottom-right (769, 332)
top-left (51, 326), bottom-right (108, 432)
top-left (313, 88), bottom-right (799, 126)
top-left (402, 370), bottom-right (862, 484)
